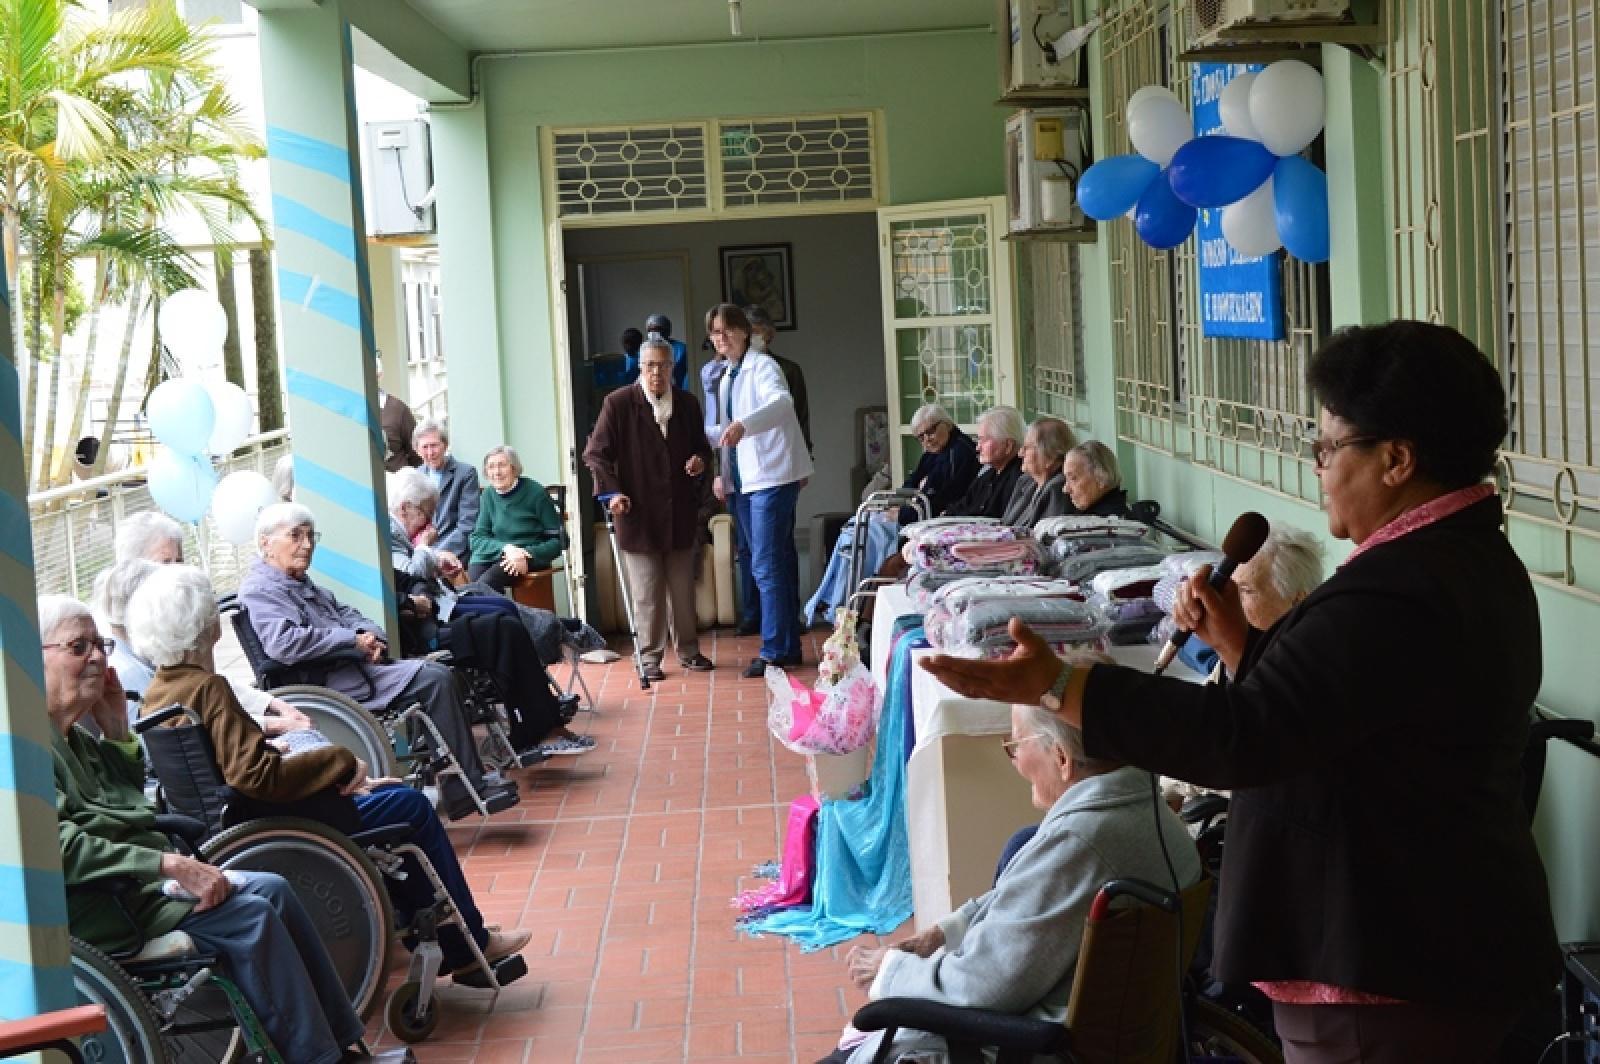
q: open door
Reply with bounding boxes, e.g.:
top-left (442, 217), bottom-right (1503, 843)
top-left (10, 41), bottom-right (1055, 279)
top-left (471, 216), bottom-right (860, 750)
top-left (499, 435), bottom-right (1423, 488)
top-left (547, 218), bottom-right (588, 619)
top-left (877, 196), bottom-right (1016, 483)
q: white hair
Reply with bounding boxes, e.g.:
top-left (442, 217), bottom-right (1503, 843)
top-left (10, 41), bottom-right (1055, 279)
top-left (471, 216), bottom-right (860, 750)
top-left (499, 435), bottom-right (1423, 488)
top-left (978, 406), bottom-right (1026, 446)
top-left (1260, 523), bottom-right (1326, 604)
top-left (1068, 440), bottom-right (1121, 491)
top-left (639, 337), bottom-right (674, 360)
top-left (38, 595), bottom-right (93, 644)
top-left (125, 564), bottom-right (219, 668)
top-left (484, 444), bottom-right (523, 477)
top-left (254, 501), bottom-right (316, 552)
top-left (115, 511), bottom-right (185, 563)
top-left (1029, 417), bottom-right (1077, 467)
top-left (387, 467), bottom-right (440, 515)
top-left (271, 454), bottom-right (294, 502)
top-left (1016, 649), bottom-right (1119, 771)
top-left (910, 403), bottom-right (952, 435)
top-left (413, 418), bottom-right (448, 447)
top-left (91, 559), bottom-right (159, 630)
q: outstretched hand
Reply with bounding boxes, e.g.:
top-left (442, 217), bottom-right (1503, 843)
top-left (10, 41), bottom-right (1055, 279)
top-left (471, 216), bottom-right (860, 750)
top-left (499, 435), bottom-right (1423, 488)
top-left (918, 619), bottom-right (1062, 705)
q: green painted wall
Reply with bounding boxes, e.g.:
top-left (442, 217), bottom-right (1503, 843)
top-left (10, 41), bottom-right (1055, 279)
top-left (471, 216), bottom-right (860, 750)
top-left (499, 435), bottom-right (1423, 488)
top-left (433, 29), bottom-right (1005, 486)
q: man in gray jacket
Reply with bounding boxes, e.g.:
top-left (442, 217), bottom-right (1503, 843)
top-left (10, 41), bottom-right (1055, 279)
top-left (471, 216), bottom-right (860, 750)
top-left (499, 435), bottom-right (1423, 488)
top-left (827, 702), bottom-right (1202, 1064)
top-left (414, 418), bottom-right (480, 559)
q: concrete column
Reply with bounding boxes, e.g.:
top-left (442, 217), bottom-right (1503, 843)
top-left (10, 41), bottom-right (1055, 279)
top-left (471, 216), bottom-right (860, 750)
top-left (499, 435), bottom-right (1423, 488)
top-left (258, 0), bottom-right (398, 634)
top-left (0, 259), bottom-right (74, 1017)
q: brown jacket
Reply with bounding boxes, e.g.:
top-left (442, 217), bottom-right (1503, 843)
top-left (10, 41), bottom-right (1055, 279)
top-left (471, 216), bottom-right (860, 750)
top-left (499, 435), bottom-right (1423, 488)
top-left (143, 664), bottom-right (358, 802)
top-left (583, 383), bottom-right (713, 554)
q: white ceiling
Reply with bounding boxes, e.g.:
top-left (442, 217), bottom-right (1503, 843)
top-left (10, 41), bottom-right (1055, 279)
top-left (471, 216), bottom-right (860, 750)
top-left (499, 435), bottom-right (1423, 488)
top-left (402, 0), bottom-right (995, 54)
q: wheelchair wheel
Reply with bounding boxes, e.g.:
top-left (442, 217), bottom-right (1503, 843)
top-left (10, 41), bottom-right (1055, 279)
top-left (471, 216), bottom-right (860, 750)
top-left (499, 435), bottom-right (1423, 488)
top-left (70, 938), bottom-right (169, 1064)
top-left (202, 817), bottom-right (396, 1021)
top-left (1185, 998), bottom-right (1284, 1063)
top-left (385, 980), bottom-right (438, 1043)
top-left (269, 684), bottom-right (402, 777)
top-left (157, 978), bottom-right (247, 1064)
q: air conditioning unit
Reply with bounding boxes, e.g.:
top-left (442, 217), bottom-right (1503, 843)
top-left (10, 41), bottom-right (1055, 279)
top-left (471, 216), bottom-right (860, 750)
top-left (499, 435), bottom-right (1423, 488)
top-left (1192, 0), bottom-right (1351, 37)
top-left (363, 120), bottom-right (436, 237)
top-left (1005, 0), bottom-right (1084, 95)
top-left (1006, 107), bottom-right (1091, 239)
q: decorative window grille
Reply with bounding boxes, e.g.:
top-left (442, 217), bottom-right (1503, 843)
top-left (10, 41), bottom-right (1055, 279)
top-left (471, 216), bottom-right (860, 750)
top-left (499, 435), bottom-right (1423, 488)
top-left (1017, 241), bottom-right (1089, 427)
top-left (1101, 0), bottom-right (1325, 503)
top-left (1497, 0), bottom-right (1600, 603)
top-left (717, 113), bottom-right (877, 209)
top-left (550, 124), bottom-right (711, 218)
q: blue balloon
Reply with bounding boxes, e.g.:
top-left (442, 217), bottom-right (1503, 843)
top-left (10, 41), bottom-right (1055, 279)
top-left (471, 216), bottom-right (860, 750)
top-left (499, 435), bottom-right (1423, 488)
top-left (1076, 154), bottom-right (1161, 221)
top-left (147, 448), bottom-right (217, 523)
top-left (1167, 135), bottom-right (1277, 208)
top-left (1134, 168), bottom-right (1197, 250)
top-left (146, 377), bottom-right (216, 457)
top-left (1273, 156), bottom-right (1330, 263)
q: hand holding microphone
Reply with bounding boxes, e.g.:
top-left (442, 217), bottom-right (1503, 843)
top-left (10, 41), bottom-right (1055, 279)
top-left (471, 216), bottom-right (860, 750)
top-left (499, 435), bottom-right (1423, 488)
top-left (1154, 511), bottom-right (1269, 676)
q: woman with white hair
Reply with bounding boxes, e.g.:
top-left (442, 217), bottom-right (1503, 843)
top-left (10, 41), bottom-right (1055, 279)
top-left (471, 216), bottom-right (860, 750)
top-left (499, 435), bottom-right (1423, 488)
top-left (583, 336), bottom-right (716, 681)
top-left (1002, 417), bottom-right (1076, 530)
top-left (39, 593), bottom-right (389, 1064)
top-left (1062, 440), bottom-right (1130, 517)
top-left (114, 510), bottom-right (185, 563)
top-left (238, 502), bottom-right (520, 820)
top-left (822, 698), bottom-right (1201, 1064)
top-left (468, 444), bottom-right (565, 594)
top-left (1235, 523), bottom-right (1326, 632)
top-left (132, 564), bottom-right (532, 985)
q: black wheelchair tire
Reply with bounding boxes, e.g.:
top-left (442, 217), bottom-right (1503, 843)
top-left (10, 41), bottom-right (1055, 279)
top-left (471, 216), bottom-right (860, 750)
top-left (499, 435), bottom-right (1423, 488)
top-left (201, 817), bottom-right (396, 1021)
top-left (268, 684), bottom-right (402, 777)
top-left (1186, 997), bottom-right (1284, 1063)
top-left (384, 980), bottom-right (438, 1044)
top-left (69, 938), bottom-right (170, 1064)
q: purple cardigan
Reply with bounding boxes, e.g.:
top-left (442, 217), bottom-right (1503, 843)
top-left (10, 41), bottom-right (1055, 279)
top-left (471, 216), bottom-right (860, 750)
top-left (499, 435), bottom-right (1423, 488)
top-left (237, 559), bottom-right (421, 710)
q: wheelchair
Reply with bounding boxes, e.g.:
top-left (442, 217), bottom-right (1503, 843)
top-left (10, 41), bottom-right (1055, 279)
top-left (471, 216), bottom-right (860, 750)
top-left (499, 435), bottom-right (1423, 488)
top-left (218, 596), bottom-right (536, 820)
top-left (133, 704), bottom-right (527, 1047)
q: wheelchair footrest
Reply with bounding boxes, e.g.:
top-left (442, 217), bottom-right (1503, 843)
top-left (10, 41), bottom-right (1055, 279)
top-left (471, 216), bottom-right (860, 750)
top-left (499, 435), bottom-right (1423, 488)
top-left (513, 749), bottom-right (549, 769)
top-left (453, 954), bottom-right (527, 990)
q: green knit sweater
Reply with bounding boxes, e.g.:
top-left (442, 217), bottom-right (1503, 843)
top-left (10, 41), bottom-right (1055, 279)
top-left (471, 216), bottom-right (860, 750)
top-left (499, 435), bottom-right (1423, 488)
top-left (469, 476), bottom-right (564, 569)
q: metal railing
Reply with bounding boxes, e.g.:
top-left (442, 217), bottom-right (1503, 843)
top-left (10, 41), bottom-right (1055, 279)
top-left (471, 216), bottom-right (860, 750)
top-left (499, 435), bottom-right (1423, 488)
top-left (28, 430), bottom-right (292, 601)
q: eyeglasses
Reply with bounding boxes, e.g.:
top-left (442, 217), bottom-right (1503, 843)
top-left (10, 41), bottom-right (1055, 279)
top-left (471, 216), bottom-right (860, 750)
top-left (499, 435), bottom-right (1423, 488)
top-left (915, 423), bottom-right (949, 441)
top-left (640, 361), bottom-right (672, 372)
top-left (1001, 733), bottom-right (1048, 760)
top-left (279, 528), bottom-right (322, 545)
top-left (43, 636), bottom-right (115, 658)
top-left (1311, 434), bottom-right (1379, 469)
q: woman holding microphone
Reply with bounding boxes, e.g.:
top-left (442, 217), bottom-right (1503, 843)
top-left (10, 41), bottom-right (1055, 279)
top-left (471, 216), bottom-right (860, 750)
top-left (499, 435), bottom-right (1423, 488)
top-left (922, 321), bottom-right (1559, 1062)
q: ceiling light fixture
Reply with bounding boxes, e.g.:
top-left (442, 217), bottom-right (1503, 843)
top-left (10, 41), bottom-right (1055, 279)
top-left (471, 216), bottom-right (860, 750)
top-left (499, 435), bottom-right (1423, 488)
top-left (729, 0), bottom-right (743, 37)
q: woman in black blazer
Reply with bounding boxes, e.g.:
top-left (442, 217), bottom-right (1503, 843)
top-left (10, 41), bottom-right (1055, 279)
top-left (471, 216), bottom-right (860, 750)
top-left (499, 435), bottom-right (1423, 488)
top-left (924, 321), bottom-right (1559, 1063)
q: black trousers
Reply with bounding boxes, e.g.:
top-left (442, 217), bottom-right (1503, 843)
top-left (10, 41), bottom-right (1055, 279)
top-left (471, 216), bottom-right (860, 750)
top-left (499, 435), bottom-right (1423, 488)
top-left (442, 612), bottom-right (562, 750)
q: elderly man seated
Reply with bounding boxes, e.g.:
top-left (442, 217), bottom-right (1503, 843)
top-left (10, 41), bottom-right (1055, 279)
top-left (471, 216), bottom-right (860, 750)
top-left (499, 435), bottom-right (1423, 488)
top-left (40, 594), bottom-right (407, 1064)
top-left (238, 502), bottom-right (520, 821)
top-left (821, 699), bottom-right (1201, 1064)
top-left (129, 564), bottom-right (533, 983)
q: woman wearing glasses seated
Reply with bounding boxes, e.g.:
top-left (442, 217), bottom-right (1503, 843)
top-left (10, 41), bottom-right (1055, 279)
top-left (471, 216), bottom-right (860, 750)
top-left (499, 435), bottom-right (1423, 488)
top-left (40, 595), bottom-right (401, 1064)
top-left (819, 695), bottom-right (1200, 1064)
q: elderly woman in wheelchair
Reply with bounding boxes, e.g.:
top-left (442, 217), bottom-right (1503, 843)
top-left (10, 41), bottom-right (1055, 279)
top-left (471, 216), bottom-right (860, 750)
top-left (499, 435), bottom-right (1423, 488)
top-left (130, 565), bottom-right (532, 994)
top-left (239, 502), bottom-right (523, 821)
top-left (40, 594), bottom-right (400, 1064)
top-left (820, 702), bottom-right (1202, 1064)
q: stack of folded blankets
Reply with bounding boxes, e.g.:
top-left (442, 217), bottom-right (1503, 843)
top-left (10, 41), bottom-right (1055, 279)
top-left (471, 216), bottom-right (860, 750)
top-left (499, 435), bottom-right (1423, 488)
top-left (921, 576), bottom-right (1083, 649)
top-left (901, 519), bottom-right (1044, 606)
top-left (1034, 515), bottom-right (1155, 562)
top-left (1085, 565), bottom-right (1167, 645)
top-left (939, 594), bottom-right (1109, 659)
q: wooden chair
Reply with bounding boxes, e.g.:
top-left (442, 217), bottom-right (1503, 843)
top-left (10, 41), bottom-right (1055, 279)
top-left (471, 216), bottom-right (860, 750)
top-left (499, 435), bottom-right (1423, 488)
top-left (0, 1004), bottom-right (107, 1062)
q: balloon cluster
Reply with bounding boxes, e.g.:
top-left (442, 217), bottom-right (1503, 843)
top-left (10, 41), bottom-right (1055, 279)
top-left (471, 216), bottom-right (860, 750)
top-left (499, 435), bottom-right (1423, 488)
top-left (1076, 60), bottom-right (1330, 263)
top-left (145, 289), bottom-right (276, 542)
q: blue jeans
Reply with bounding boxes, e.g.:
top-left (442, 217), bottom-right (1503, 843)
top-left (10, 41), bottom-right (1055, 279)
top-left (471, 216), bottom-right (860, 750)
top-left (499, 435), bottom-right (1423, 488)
top-left (745, 482), bottom-right (802, 662)
top-left (177, 870), bottom-right (364, 1064)
top-left (354, 784), bottom-right (488, 971)
top-left (728, 492), bottom-right (761, 630)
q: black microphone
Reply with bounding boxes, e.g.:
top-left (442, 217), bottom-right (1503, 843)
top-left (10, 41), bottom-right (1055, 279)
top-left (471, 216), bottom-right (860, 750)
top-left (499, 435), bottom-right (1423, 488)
top-left (1153, 511), bottom-right (1270, 675)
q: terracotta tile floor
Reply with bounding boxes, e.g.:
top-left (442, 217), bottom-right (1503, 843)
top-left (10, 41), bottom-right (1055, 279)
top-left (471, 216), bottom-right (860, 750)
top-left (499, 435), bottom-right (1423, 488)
top-left (339, 629), bottom-right (908, 1062)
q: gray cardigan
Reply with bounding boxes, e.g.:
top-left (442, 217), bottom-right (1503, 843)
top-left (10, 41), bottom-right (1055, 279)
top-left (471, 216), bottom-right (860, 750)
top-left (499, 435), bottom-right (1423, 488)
top-left (429, 456), bottom-right (480, 559)
top-left (1002, 471), bottom-right (1070, 531)
top-left (850, 766), bottom-right (1202, 1064)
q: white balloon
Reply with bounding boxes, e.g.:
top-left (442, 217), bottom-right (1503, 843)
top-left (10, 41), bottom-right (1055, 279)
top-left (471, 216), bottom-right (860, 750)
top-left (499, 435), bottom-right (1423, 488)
top-left (210, 470), bottom-right (278, 545)
top-left (205, 381), bottom-right (254, 455)
top-left (1221, 178), bottom-right (1281, 258)
top-left (1248, 60), bottom-right (1325, 157)
top-left (159, 289), bottom-right (228, 374)
top-left (1128, 97), bottom-right (1192, 167)
top-left (1126, 85), bottom-right (1181, 126)
top-left (1219, 73), bottom-right (1259, 140)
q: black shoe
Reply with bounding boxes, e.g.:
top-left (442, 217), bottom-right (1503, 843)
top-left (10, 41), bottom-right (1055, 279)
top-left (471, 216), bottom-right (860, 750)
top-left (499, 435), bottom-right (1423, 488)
top-left (643, 663), bottom-right (666, 682)
top-left (556, 692), bottom-right (581, 722)
top-left (680, 654), bottom-right (714, 672)
top-left (734, 621), bottom-right (760, 637)
top-left (743, 657), bottom-right (773, 679)
top-left (775, 654), bottom-right (803, 667)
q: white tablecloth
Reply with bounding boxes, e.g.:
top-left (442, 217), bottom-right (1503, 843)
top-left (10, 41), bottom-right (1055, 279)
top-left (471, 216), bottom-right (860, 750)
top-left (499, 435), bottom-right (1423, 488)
top-left (870, 582), bottom-right (916, 681)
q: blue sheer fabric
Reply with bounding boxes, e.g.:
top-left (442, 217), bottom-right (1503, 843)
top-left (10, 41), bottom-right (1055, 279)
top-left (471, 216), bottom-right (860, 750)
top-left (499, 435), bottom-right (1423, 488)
top-left (746, 617), bottom-right (923, 950)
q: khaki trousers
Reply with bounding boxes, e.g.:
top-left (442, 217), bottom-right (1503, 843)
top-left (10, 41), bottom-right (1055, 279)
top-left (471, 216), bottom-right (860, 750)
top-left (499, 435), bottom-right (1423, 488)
top-left (621, 548), bottom-right (700, 666)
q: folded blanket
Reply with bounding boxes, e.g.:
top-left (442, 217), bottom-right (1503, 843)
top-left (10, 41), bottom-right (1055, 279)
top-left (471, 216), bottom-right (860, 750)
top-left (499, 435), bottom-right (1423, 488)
top-left (949, 539), bottom-right (1036, 566)
top-left (1054, 544), bottom-right (1169, 584)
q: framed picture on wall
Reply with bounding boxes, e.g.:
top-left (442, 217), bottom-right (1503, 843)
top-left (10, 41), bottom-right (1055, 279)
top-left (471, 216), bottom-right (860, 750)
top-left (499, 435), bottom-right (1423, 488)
top-left (720, 243), bottom-right (796, 330)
